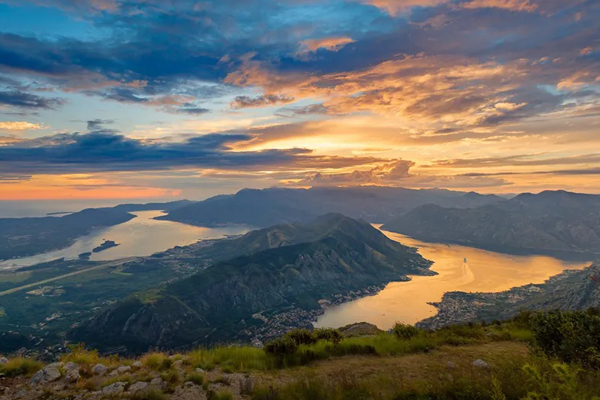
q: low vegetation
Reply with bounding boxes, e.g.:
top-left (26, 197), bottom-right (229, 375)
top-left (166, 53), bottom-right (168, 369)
top-left (0, 310), bottom-right (599, 399)
top-left (529, 308), bottom-right (600, 369)
top-left (0, 357), bottom-right (43, 377)
top-left (251, 357), bottom-right (600, 400)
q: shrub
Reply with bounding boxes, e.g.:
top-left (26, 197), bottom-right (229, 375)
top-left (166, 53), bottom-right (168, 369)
top-left (530, 309), bottom-right (600, 368)
top-left (264, 337), bottom-right (298, 357)
top-left (513, 310), bottom-right (533, 329)
top-left (0, 357), bottom-right (44, 377)
top-left (314, 328), bottom-right (342, 345)
top-left (392, 323), bottom-right (419, 339)
top-left (284, 329), bottom-right (317, 346)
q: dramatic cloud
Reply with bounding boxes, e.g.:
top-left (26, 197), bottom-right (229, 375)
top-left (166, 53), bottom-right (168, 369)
top-left (296, 159), bottom-right (509, 188)
top-left (300, 159), bottom-right (415, 186)
top-left (0, 131), bottom-right (381, 176)
top-left (0, 0), bottom-right (598, 196)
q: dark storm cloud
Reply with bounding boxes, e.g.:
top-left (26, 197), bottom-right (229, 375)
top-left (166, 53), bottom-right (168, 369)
top-left (0, 90), bottom-right (65, 109)
top-left (0, 131), bottom-right (381, 175)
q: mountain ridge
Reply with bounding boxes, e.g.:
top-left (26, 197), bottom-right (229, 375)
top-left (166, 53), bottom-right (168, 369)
top-left (157, 186), bottom-right (505, 228)
top-left (70, 214), bottom-right (432, 353)
top-left (382, 190), bottom-right (600, 256)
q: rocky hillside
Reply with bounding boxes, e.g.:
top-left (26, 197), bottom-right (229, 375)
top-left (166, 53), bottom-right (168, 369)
top-left (71, 214), bottom-right (432, 353)
top-left (382, 190), bottom-right (600, 256)
top-left (419, 261), bottom-right (600, 329)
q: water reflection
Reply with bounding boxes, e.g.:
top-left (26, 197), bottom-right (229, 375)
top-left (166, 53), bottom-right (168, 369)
top-left (315, 227), bottom-right (591, 330)
top-left (0, 211), bottom-right (250, 269)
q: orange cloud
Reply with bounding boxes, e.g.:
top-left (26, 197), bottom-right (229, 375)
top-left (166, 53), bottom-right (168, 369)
top-left (299, 36), bottom-right (355, 54)
top-left (461, 0), bottom-right (538, 12)
top-left (0, 121), bottom-right (45, 131)
top-left (361, 0), bottom-right (448, 15)
top-left (359, 0), bottom-right (540, 14)
top-left (226, 53), bottom-right (526, 128)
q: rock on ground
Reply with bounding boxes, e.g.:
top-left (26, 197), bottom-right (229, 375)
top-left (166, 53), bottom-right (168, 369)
top-left (102, 382), bottom-right (126, 395)
top-left (91, 363), bottom-right (108, 376)
top-left (128, 381), bottom-right (149, 393)
top-left (117, 365), bottom-right (132, 374)
top-left (30, 366), bottom-right (61, 385)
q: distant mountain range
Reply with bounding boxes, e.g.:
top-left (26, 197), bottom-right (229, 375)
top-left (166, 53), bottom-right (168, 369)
top-left (418, 261), bottom-right (600, 329)
top-left (71, 214), bottom-right (432, 353)
top-left (157, 187), bottom-right (505, 228)
top-left (382, 190), bottom-right (600, 257)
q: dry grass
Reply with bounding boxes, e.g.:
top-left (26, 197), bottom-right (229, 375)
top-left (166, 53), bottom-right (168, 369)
top-left (257, 341), bottom-right (529, 387)
top-left (0, 357), bottom-right (44, 377)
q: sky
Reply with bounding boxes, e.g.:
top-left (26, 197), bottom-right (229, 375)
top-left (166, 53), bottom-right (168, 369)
top-left (0, 0), bottom-right (599, 201)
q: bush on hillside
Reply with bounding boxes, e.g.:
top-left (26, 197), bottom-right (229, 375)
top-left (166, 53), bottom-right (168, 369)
top-left (512, 310), bottom-right (533, 329)
top-left (264, 337), bottom-right (298, 357)
top-left (392, 323), bottom-right (419, 340)
top-left (314, 328), bottom-right (342, 345)
top-left (530, 308), bottom-right (600, 369)
top-left (284, 329), bottom-right (317, 346)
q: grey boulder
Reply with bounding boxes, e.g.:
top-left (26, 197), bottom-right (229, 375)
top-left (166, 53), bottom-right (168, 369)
top-left (103, 382), bottom-right (127, 395)
top-left (30, 366), bottom-right (62, 385)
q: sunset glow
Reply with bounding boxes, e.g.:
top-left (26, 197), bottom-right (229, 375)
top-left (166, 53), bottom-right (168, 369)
top-left (1, 0), bottom-right (599, 200)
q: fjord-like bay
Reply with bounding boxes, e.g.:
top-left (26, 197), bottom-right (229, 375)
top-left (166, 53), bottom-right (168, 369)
top-left (315, 227), bottom-right (590, 329)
